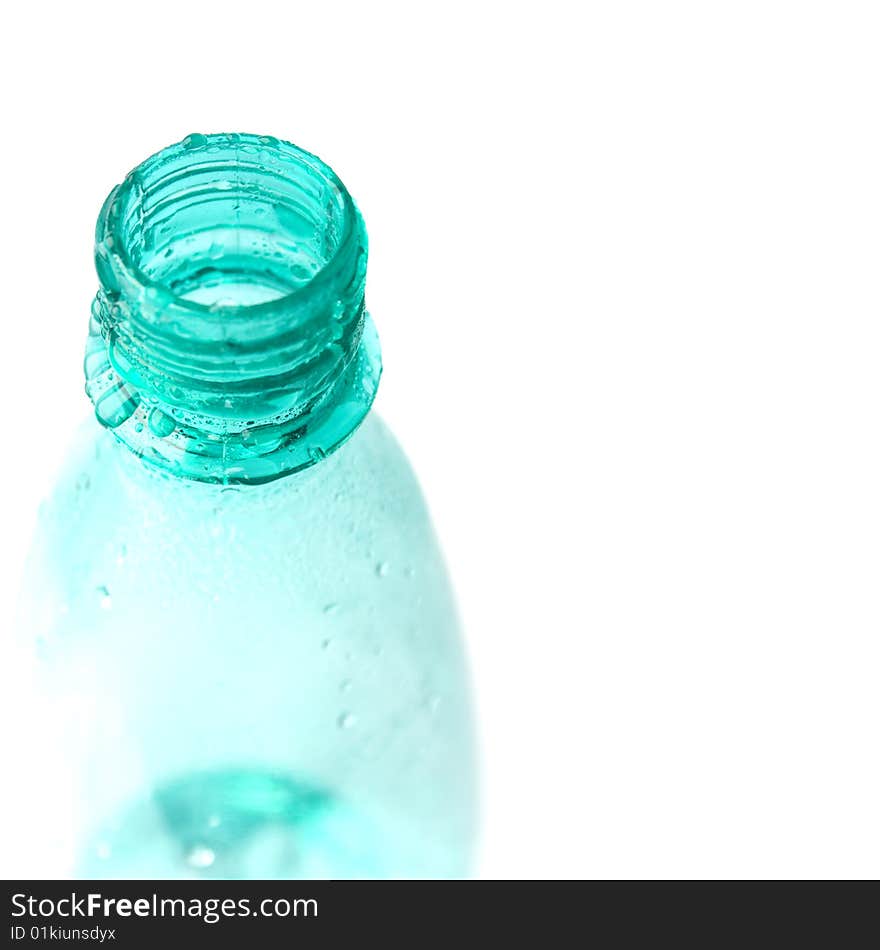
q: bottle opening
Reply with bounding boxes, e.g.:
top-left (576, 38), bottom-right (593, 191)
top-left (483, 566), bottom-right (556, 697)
top-left (87, 133), bottom-right (381, 486)
top-left (109, 133), bottom-right (351, 310)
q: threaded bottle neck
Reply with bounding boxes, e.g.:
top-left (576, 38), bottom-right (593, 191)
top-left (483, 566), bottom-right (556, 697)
top-left (85, 133), bottom-right (380, 485)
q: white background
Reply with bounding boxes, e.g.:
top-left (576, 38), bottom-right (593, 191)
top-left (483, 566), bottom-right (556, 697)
top-left (1, 1), bottom-right (879, 879)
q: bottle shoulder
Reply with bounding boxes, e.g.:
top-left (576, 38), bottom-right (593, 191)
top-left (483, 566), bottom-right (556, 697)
top-left (23, 412), bottom-right (459, 646)
top-left (39, 413), bottom-right (430, 529)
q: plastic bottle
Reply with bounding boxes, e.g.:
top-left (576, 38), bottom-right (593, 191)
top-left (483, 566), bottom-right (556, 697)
top-left (18, 133), bottom-right (476, 879)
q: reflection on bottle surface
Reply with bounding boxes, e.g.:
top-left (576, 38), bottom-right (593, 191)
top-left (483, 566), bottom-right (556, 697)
top-left (18, 134), bottom-right (476, 878)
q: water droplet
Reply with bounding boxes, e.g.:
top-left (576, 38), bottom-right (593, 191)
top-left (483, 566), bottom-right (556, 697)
top-left (375, 561), bottom-right (389, 578)
top-left (321, 638), bottom-right (332, 650)
top-left (404, 567), bottom-right (415, 579)
top-left (340, 679), bottom-right (352, 692)
top-left (426, 695), bottom-right (441, 715)
top-left (207, 814), bottom-right (221, 829)
top-left (116, 544), bottom-right (127, 566)
top-left (134, 422), bottom-right (144, 433)
top-left (148, 408), bottom-right (175, 438)
top-left (183, 133), bottom-right (208, 150)
top-left (76, 474), bottom-right (91, 492)
top-left (96, 586), bottom-right (112, 610)
top-left (95, 842), bottom-right (111, 860)
top-left (323, 603), bottom-right (340, 615)
top-left (337, 712), bottom-right (356, 729)
top-left (185, 845), bottom-right (216, 869)
top-left (95, 381), bottom-right (140, 429)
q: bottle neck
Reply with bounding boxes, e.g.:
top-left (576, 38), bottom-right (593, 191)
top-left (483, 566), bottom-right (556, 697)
top-left (85, 133), bottom-right (381, 485)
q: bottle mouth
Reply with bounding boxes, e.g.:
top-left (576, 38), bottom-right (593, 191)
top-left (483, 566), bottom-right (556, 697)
top-left (96, 132), bottom-right (361, 319)
top-left (86, 133), bottom-right (380, 485)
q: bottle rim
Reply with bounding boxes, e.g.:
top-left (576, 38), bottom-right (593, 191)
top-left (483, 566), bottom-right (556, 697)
top-left (94, 132), bottom-right (364, 326)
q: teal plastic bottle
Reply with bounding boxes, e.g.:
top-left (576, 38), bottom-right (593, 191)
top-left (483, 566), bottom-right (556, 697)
top-left (18, 134), bottom-right (477, 878)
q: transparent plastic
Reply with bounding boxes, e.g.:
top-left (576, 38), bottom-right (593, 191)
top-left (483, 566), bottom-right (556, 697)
top-left (18, 134), bottom-right (477, 878)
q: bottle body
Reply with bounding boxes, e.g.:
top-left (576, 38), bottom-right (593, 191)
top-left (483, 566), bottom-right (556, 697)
top-left (20, 414), bottom-right (476, 878)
